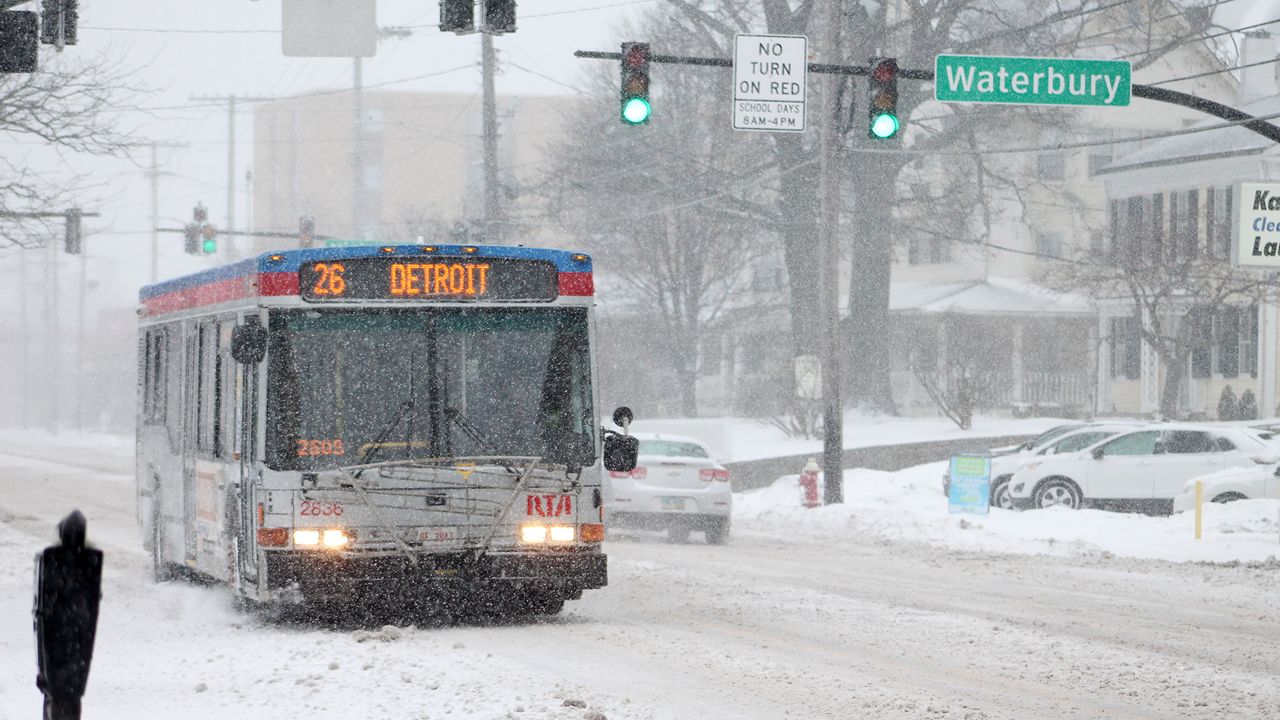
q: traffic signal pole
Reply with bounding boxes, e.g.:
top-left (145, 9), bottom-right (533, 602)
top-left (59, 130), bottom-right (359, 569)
top-left (817, 0), bottom-right (843, 504)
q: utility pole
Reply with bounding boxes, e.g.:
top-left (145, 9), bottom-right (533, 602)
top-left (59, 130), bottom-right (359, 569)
top-left (480, 25), bottom-right (504, 243)
top-left (818, 0), bottom-right (844, 504)
top-left (190, 94), bottom-right (274, 259)
top-left (352, 56), bottom-right (365, 239)
top-left (18, 247), bottom-right (29, 428)
top-left (46, 235), bottom-right (59, 435)
top-left (76, 245), bottom-right (86, 432)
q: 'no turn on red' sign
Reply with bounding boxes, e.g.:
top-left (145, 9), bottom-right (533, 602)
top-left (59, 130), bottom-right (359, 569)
top-left (733, 34), bottom-right (807, 133)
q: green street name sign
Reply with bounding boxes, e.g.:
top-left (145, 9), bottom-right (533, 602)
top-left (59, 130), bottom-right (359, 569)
top-left (935, 54), bottom-right (1131, 107)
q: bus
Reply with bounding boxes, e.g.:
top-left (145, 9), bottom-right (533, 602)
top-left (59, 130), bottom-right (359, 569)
top-left (136, 244), bottom-right (637, 615)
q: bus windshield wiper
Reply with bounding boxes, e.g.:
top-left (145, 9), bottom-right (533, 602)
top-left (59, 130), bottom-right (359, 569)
top-left (355, 399), bottom-right (414, 476)
top-left (444, 406), bottom-right (518, 473)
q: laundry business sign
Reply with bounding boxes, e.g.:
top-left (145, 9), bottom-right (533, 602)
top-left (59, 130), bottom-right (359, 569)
top-left (935, 54), bottom-right (1131, 107)
top-left (1236, 182), bottom-right (1280, 268)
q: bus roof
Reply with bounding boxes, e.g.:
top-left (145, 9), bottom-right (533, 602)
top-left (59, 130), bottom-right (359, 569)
top-left (139, 244), bottom-right (593, 319)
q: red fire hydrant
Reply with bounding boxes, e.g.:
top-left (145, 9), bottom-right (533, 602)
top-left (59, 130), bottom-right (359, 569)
top-left (799, 458), bottom-right (821, 508)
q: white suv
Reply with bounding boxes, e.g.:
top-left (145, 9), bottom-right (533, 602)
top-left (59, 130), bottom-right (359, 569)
top-left (1008, 425), bottom-right (1277, 514)
top-left (602, 433), bottom-right (732, 544)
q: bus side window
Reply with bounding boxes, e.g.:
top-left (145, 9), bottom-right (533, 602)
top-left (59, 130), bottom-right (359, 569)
top-left (164, 325), bottom-right (183, 453)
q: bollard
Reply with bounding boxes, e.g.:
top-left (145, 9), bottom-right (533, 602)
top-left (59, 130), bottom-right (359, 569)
top-left (34, 510), bottom-right (103, 720)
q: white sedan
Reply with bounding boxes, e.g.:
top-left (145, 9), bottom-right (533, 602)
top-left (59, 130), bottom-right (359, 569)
top-left (602, 432), bottom-right (732, 544)
top-left (942, 423), bottom-right (1137, 509)
top-left (1172, 464), bottom-right (1280, 513)
top-left (1008, 425), bottom-right (1278, 514)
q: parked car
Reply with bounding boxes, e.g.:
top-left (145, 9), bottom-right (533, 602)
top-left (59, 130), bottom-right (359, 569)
top-left (602, 432), bottom-right (732, 544)
top-left (1172, 464), bottom-right (1280, 513)
top-left (1007, 425), bottom-right (1279, 514)
top-left (943, 423), bottom-right (1137, 509)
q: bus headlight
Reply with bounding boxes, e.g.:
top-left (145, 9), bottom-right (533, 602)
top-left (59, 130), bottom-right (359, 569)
top-left (293, 529), bottom-right (352, 548)
top-left (322, 529), bottom-right (350, 548)
top-left (548, 525), bottom-right (575, 542)
top-left (520, 525), bottom-right (548, 543)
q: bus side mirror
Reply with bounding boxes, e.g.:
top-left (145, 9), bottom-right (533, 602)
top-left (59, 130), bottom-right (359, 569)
top-left (603, 434), bottom-right (638, 473)
top-left (231, 324), bottom-right (267, 364)
top-left (612, 406), bottom-right (633, 428)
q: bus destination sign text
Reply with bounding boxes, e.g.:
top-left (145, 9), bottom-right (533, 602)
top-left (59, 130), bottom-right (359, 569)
top-left (298, 257), bottom-right (557, 301)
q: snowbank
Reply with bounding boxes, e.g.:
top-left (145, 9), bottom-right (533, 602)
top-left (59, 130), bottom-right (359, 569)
top-left (735, 461), bottom-right (1280, 563)
top-left (629, 413), bottom-right (1068, 463)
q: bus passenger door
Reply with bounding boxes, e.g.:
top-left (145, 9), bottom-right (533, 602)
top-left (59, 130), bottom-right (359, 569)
top-left (234, 320), bottom-right (262, 583)
top-left (182, 321), bottom-right (200, 566)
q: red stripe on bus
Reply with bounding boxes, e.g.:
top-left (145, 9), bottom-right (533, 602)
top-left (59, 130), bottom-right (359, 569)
top-left (258, 272), bottom-right (299, 296)
top-left (558, 272), bottom-right (593, 296)
top-left (142, 275), bottom-right (254, 316)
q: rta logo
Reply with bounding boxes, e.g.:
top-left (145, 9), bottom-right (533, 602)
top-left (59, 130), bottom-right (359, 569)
top-left (527, 494), bottom-right (572, 517)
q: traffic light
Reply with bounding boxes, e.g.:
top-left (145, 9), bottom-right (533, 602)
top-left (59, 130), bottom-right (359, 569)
top-left (200, 224), bottom-right (217, 254)
top-left (184, 224), bottom-right (200, 255)
top-left (620, 42), bottom-right (651, 125)
top-left (299, 215), bottom-right (315, 247)
top-left (63, 208), bottom-right (82, 254)
top-left (40, 0), bottom-right (77, 47)
top-left (484, 0), bottom-right (516, 34)
top-left (0, 11), bottom-right (38, 73)
top-left (868, 57), bottom-right (899, 139)
top-left (439, 0), bottom-right (474, 34)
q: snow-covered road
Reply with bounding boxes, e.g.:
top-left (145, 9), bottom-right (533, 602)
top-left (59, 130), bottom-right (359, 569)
top-left (1, 450), bottom-right (1278, 720)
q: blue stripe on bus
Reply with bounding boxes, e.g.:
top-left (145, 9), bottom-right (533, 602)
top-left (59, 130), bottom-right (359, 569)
top-left (139, 245), bottom-right (592, 301)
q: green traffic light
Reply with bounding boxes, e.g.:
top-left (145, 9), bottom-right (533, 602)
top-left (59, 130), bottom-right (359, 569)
top-left (621, 97), bottom-right (651, 125)
top-left (202, 239), bottom-right (217, 254)
top-left (870, 112), bottom-right (899, 139)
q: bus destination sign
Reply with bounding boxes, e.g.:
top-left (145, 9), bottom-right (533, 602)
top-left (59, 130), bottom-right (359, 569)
top-left (299, 257), bottom-right (557, 302)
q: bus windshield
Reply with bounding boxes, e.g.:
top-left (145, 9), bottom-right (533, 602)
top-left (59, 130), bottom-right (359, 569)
top-left (265, 307), bottom-right (595, 471)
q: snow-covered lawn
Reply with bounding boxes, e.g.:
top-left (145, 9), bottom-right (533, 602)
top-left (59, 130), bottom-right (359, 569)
top-left (736, 461), bottom-right (1280, 564)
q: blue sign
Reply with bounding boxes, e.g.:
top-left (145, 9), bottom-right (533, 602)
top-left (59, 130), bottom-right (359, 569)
top-left (948, 455), bottom-right (991, 515)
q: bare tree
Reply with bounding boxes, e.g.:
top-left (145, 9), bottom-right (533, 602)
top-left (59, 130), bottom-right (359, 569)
top-left (0, 51), bottom-right (143, 247)
top-left (543, 12), bottom-right (774, 416)
top-left (1045, 248), bottom-right (1277, 418)
top-left (909, 318), bottom-right (1007, 430)
top-left (663, 0), bottom-right (1220, 413)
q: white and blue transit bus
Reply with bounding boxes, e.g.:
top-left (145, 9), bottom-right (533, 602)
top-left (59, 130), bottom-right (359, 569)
top-left (136, 244), bottom-right (637, 615)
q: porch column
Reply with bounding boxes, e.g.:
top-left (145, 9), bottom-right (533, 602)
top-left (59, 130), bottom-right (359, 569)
top-left (1140, 307), bottom-right (1159, 415)
top-left (1011, 322), bottom-right (1025, 405)
top-left (1261, 300), bottom-right (1277, 417)
top-left (1095, 312), bottom-right (1110, 415)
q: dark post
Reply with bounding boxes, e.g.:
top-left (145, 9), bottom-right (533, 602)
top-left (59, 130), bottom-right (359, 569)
top-left (34, 510), bottom-right (102, 720)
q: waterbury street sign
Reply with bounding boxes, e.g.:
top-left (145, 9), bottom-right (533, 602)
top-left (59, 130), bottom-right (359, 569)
top-left (733, 34), bottom-right (807, 133)
top-left (1234, 182), bottom-right (1280, 268)
top-left (935, 54), bottom-right (1130, 107)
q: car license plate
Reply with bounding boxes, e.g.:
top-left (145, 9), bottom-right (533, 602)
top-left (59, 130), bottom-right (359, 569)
top-left (660, 497), bottom-right (686, 511)
top-left (418, 527), bottom-right (458, 545)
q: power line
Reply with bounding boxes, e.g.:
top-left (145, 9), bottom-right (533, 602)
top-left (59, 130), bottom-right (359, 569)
top-left (1113, 12), bottom-right (1278, 59)
top-left (1147, 54), bottom-right (1280, 87)
top-left (948, 0), bottom-right (1144, 54)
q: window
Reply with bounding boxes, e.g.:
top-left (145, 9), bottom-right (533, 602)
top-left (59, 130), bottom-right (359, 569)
top-left (1216, 306), bottom-right (1240, 378)
top-left (1100, 430), bottom-right (1159, 456)
top-left (1189, 307), bottom-right (1213, 379)
top-left (1160, 431), bottom-right (1216, 454)
top-left (1051, 431), bottom-right (1112, 454)
top-left (1087, 129), bottom-right (1112, 175)
top-left (196, 321), bottom-right (222, 457)
top-left (1090, 231), bottom-right (1105, 255)
top-left (1036, 128), bottom-right (1066, 181)
top-left (1215, 436), bottom-right (1237, 452)
top-left (1241, 306), bottom-right (1259, 378)
top-left (1035, 232), bottom-right (1064, 259)
top-left (908, 235), bottom-right (951, 265)
top-left (638, 440), bottom-right (709, 458)
top-left (1175, 189), bottom-right (1199, 259)
top-left (1207, 186), bottom-right (1232, 259)
top-left (1150, 193), bottom-right (1164, 260)
top-left (1110, 316), bottom-right (1140, 380)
